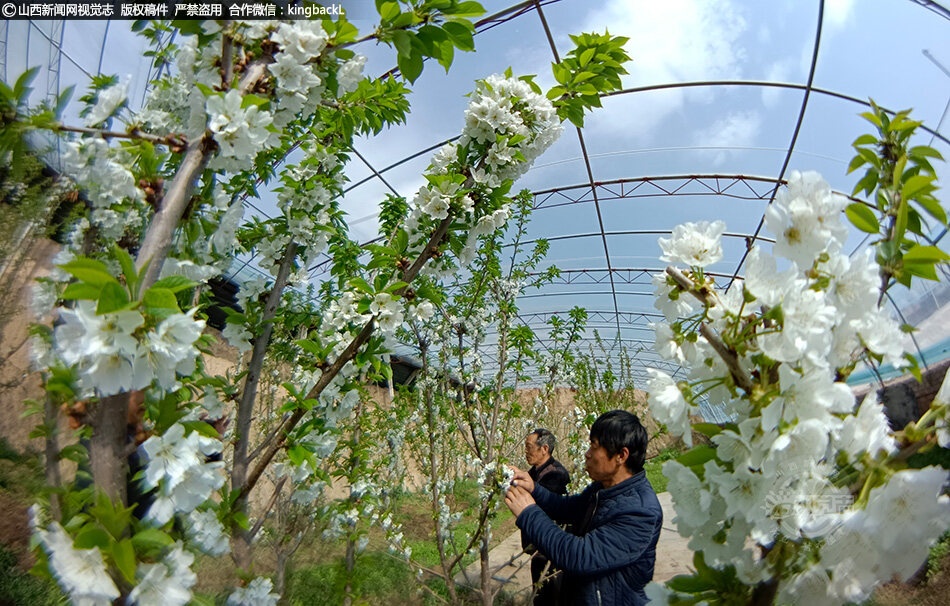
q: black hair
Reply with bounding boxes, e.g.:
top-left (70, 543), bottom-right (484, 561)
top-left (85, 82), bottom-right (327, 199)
top-left (530, 428), bottom-right (557, 454)
top-left (589, 409), bottom-right (647, 473)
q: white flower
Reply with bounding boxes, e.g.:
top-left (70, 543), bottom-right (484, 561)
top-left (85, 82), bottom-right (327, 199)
top-left (821, 249), bottom-right (879, 321)
top-left (206, 89), bottom-right (276, 158)
top-left (935, 369), bottom-right (950, 448)
top-left (128, 543), bottom-right (196, 606)
top-left (272, 21), bottom-right (327, 62)
top-left (757, 285), bottom-right (837, 365)
top-left (862, 466), bottom-right (950, 555)
top-left (222, 320), bottom-right (252, 353)
top-left (36, 522), bottom-right (119, 605)
top-left (645, 369), bottom-right (692, 446)
top-left (185, 509), bottom-right (230, 556)
top-left (144, 309), bottom-right (205, 389)
top-left (764, 418), bottom-right (830, 478)
top-left (851, 306), bottom-right (909, 369)
top-left (662, 460), bottom-right (712, 530)
top-left (141, 424), bottom-right (201, 489)
top-left (269, 52), bottom-right (322, 95)
top-left (227, 577), bottom-right (281, 606)
top-left (652, 272), bottom-right (699, 322)
top-left (147, 460), bottom-right (225, 524)
top-left (833, 392), bottom-right (896, 461)
top-left (765, 170), bottom-right (848, 268)
top-left (338, 54), bottom-right (367, 94)
top-left (85, 79), bottom-right (128, 126)
top-left (411, 300), bottom-right (435, 322)
top-left (704, 460), bottom-right (770, 521)
top-left (743, 246), bottom-right (802, 308)
top-left (658, 220), bottom-right (726, 268)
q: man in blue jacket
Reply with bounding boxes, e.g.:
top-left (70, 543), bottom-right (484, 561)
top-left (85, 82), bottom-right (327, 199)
top-left (505, 410), bottom-right (663, 606)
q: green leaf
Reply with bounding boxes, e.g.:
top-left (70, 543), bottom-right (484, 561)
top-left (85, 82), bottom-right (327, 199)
top-left (852, 169), bottom-right (879, 198)
top-left (902, 174), bottom-right (935, 200)
top-left (151, 274), bottom-right (197, 293)
top-left (183, 420), bottom-right (222, 438)
top-left (397, 46), bottom-right (424, 83)
top-left (845, 203), bottom-right (880, 234)
top-left (392, 29), bottom-right (412, 58)
top-left (903, 245), bottom-right (950, 264)
top-left (13, 67), bottom-right (39, 104)
top-left (61, 281), bottom-right (103, 300)
top-left (114, 245), bottom-right (138, 293)
top-left (143, 287), bottom-right (181, 313)
top-left (909, 145), bottom-right (944, 163)
top-left (97, 280), bottom-right (131, 314)
top-left (59, 257), bottom-right (118, 288)
top-left (913, 194), bottom-right (947, 225)
top-left (676, 445), bottom-right (716, 468)
top-left (447, 1), bottom-right (485, 18)
top-left (112, 538), bottom-right (136, 584)
top-left (131, 528), bottom-right (174, 553)
top-left (384, 280), bottom-right (409, 294)
top-left (851, 133), bottom-right (877, 147)
top-left (846, 154), bottom-right (868, 175)
top-left (443, 21), bottom-right (475, 52)
top-left (903, 261), bottom-right (939, 281)
top-left (378, 0), bottom-right (399, 20)
top-left (667, 572), bottom-right (714, 593)
top-left (578, 47), bottom-right (596, 67)
top-left (348, 277), bottom-right (373, 294)
top-left (691, 423), bottom-right (723, 438)
top-left (74, 527), bottom-right (111, 550)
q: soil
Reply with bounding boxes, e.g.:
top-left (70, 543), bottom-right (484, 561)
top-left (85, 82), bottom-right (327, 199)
top-left (871, 554), bottom-right (950, 606)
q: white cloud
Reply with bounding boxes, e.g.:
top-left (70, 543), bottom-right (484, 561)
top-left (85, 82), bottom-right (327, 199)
top-left (762, 59), bottom-right (797, 107)
top-left (690, 110), bottom-right (762, 166)
top-left (824, 0), bottom-right (857, 30)
top-left (576, 0), bottom-right (749, 141)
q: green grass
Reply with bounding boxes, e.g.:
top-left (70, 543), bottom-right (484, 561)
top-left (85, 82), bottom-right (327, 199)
top-left (0, 546), bottom-right (65, 606)
top-left (394, 479), bottom-right (514, 570)
top-left (285, 551), bottom-right (414, 605)
top-left (644, 447), bottom-right (680, 493)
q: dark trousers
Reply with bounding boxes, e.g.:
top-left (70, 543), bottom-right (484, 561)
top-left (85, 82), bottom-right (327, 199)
top-left (530, 553), bottom-right (561, 606)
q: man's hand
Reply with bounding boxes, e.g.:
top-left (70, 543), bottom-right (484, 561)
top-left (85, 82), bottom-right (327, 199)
top-left (508, 467), bottom-right (536, 493)
top-left (505, 484), bottom-right (537, 517)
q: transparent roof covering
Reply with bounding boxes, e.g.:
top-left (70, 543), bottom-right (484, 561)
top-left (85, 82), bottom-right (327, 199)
top-left (3, 0), bottom-right (949, 387)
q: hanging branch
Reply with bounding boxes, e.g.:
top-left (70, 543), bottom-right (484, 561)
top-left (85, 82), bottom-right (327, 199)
top-left (665, 266), bottom-right (754, 394)
top-left (134, 60), bottom-right (269, 293)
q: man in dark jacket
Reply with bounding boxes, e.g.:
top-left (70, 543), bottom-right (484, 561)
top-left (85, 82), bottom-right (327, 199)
top-left (506, 410), bottom-right (663, 606)
top-left (523, 428), bottom-right (571, 604)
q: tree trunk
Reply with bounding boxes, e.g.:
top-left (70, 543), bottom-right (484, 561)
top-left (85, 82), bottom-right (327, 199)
top-left (88, 392), bottom-right (130, 505)
top-left (43, 394), bottom-right (62, 520)
top-left (479, 534), bottom-right (492, 606)
top-left (230, 242), bottom-right (297, 570)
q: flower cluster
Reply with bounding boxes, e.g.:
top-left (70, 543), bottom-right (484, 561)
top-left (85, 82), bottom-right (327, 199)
top-left (227, 577), bottom-right (280, 606)
top-left (459, 74), bottom-right (562, 183)
top-left (206, 89), bottom-right (278, 160)
top-left (127, 542), bottom-right (197, 606)
top-left (140, 423), bottom-right (225, 525)
top-left (61, 138), bottom-right (147, 241)
top-left (404, 73), bottom-right (562, 277)
top-left (34, 521), bottom-right (119, 604)
top-left (646, 170), bottom-right (948, 602)
top-left (53, 302), bottom-right (205, 396)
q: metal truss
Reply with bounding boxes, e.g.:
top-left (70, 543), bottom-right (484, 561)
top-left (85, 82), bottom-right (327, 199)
top-left (532, 174), bottom-right (785, 211)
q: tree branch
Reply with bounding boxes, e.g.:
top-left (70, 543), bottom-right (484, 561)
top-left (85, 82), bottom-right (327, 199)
top-left (134, 60), bottom-right (269, 294)
top-left (54, 124), bottom-right (187, 149)
top-left (666, 266), bottom-right (754, 394)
